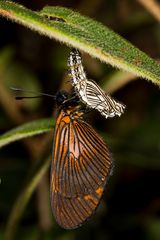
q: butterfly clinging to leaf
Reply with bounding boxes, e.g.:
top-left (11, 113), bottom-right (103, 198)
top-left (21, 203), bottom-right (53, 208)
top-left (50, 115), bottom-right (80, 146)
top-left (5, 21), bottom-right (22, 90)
top-left (50, 91), bottom-right (112, 229)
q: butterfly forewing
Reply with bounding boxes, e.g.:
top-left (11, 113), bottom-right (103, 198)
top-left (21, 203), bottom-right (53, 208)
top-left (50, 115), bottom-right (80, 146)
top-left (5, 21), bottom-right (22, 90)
top-left (51, 108), bottom-right (112, 229)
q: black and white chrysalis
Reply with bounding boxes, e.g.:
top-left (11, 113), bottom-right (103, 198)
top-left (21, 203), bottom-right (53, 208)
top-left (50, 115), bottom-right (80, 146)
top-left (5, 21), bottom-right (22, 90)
top-left (67, 48), bottom-right (125, 119)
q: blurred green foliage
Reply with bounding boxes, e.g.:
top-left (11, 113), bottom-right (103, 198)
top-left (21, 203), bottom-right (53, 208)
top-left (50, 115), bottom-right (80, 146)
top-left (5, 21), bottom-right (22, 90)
top-left (0, 1), bottom-right (160, 240)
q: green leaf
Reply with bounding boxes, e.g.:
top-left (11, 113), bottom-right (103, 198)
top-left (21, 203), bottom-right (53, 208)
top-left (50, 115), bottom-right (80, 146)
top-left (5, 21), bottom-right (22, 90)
top-left (0, 1), bottom-right (159, 85)
top-left (0, 118), bottom-right (54, 148)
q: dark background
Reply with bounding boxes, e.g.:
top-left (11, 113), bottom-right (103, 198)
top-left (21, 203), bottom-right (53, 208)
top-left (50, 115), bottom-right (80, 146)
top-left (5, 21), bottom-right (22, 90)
top-left (0, 0), bottom-right (160, 240)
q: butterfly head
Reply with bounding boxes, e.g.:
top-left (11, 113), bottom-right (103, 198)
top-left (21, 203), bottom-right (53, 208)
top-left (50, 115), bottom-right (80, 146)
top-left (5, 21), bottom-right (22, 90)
top-left (55, 91), bottom-right (80, 107)
top-left (55, 90), bottom-right (69, 106)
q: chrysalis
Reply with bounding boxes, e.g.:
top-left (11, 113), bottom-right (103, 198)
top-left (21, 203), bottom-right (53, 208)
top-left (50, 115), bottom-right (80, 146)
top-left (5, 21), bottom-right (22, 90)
top-left (68, 48), bottom-right (125, 118)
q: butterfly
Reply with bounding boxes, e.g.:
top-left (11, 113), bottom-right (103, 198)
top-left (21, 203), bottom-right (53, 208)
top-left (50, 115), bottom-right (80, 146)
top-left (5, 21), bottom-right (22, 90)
top-left (68, 48), bottom-right (125, 119)
top-left (50, 91), bottom-right (112, 229)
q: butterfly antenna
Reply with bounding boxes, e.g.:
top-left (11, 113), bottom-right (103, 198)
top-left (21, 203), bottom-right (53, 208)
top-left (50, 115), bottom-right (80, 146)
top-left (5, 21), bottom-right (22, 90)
top-left (10, 87), bottom-right (56, 100)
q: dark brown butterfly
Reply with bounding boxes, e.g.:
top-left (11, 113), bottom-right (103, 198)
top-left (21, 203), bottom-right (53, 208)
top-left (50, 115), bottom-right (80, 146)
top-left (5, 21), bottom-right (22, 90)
top-left (11, 87), bottom-right (113, 229)
top-left (51, 91), bottom-right (112, 229)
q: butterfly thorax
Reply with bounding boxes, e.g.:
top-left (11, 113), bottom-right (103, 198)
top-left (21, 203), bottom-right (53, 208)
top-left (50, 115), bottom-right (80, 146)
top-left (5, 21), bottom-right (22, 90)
top-left (61, 106), bottom-right (84, 120)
